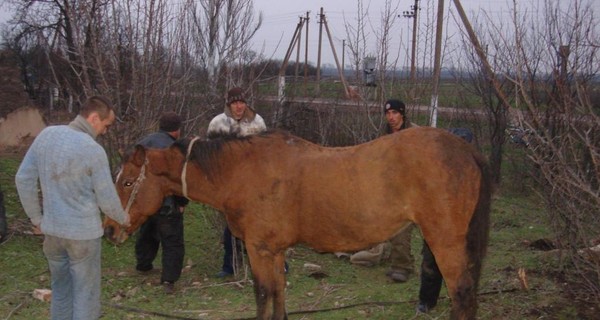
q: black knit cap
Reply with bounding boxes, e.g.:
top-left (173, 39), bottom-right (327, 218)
top-left (383, 99), bottom-right (406, 115)
top-left (227, 87), bottom-right (246, 105)
top-left (159, 111), bottom-right (183, 132)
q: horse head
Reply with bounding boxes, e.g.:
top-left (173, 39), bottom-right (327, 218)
top-left (103, 144), bottom-right (177, 244)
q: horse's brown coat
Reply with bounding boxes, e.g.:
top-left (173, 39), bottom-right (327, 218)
top-left (104, 127), bottom-right (491, 320)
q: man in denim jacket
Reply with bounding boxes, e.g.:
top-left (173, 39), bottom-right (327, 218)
top-left (15, 96), bottom-right (130, 319)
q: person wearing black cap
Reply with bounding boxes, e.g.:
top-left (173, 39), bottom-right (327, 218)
top-left (134, 111), bottom-right (189, 294)
top-left (380, 99), bottom-right (418, 285)
top-left (384, 99), bottom-right (444, 314)
top-left (383, 99), bottom-right (413, 132)
top-left (346, 99), bottom-right (417, 279)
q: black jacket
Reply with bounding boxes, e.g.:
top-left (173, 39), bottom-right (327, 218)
top-left (137, 131), bottom-right (189, 214)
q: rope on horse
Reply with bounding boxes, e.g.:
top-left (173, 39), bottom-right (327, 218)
top-left (181, 136), bottom-right (200, 199)
top-left (123, 158), bottom-right (148, 214)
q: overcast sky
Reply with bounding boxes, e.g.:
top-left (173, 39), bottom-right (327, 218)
top-left (0, 0), bottom-right (540, 66)
top-left (249, 0), bottom-right (520, 65)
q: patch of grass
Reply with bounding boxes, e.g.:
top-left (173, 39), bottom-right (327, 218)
top-left (0, 152), bottom-right (582, 319)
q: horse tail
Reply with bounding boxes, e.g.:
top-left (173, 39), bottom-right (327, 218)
top-left (457, 152), bottom-right (492, 319)
top-left (467, 152), bottom-right (492, 285)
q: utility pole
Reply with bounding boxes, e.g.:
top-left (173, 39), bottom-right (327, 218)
top-left (281, 8), bottom-right (348, 99)
top-left (278, 17), bottom-right (304, 77)
top-left (304, 11), bottom-right (310, 95)
top-left (322, 12), bottom-right (350, 98)
top-left (316, 7), bottom-right (324, 95)
top-left (429, 0), bottom-right (444, 127)
top-left (275, 16), bottom-right (305, 125)
top-left (294, 16), bottom-right (303, 86)
top-left (452, 0), bottom-right (516, 124)
top-left (402, 0), bottom-right (420, 82)
top-left (342, 39), bottom-right (345, 77)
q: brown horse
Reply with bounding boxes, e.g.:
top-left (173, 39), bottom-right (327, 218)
top-left (104, 127), bottom-right (491, 320)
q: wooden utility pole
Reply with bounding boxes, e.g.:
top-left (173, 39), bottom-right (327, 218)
top-left (429, 0), bottom-right (445, 127)
top-left (278, 17), bottom-right (304, 76)
top-left (294, 17), bottom-right (303, 85)
top-left (316, 7), bottom-right (324, 95)
top-left (342, 39), bottom-right (345, 77)
top-left (451, 0), bottom-right (515, 121)
top-left (402, 0), bottom-right (420, 82)
top-left (279, 8), bottom-right (348, 99)
top-left (304, 11), bottom-right (310, 95)
top-left (275, 17), bottom-right (305, 124)
top-left (410, 0), bottom-right (419, 82)
top-left (322, 13), bottom-right (350, 98)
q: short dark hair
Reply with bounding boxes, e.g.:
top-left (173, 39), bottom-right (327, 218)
top-left (80, 96), bottom-right (114, 120)
top-left (159, 112), bottom-right (183, 132)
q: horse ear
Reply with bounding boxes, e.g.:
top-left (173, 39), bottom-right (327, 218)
top-left (131, 145), bottom-right (147, 166)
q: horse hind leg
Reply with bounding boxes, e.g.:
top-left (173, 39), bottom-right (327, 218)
top-left (452, 272), bottom-right (478, 320)
top-left (246, 246), bottom-right (288, 320)
top-left (426, 239), bottom-right (478, 320)
top-left (449, 156), bottom-right (491, 320)
top-left (448, 218), bottom-right (489, 319)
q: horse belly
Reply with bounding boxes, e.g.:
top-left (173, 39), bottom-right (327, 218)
top-left (297, 201), bottom-right (414, 253)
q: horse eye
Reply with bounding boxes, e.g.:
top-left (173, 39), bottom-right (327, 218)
top-left (124, 181), bottom-right (133, 187)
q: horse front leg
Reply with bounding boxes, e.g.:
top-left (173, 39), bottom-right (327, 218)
top-left (271, 252), bottom-right (288, 319)
top-left (246, 244), bottom-right (288, 320)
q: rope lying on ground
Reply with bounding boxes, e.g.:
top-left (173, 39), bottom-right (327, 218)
top-left (105, 287), bottom-right (520, 320)
top-left (106, 303), bottom-right (200, 319)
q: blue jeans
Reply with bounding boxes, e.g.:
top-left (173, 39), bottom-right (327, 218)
top-left (43, 235), bottom-right (101, 320)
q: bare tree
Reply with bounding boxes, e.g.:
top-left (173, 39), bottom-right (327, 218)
top-left (3, 0), bottom-right (264, 165)
top-left (372, 0), bottom-right (401, 100)
top-left (454, 0), bottom-right (599, 302)
top-left (343, 0), bottom-right (369, 85)
top-left (185, 0), bottom-right (262, 99)
top-left (520, 2), bottom-right (599, 301)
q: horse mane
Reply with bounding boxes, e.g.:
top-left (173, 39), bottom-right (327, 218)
top-left (173, 129), bottom-right (290, 181)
